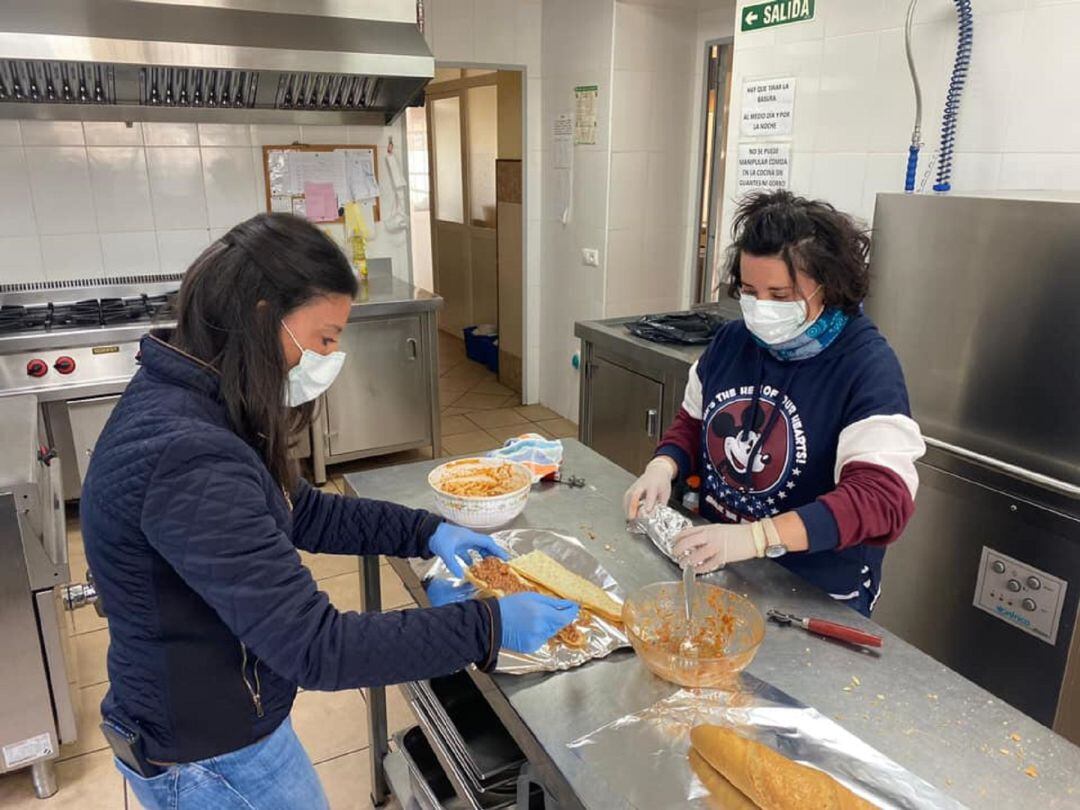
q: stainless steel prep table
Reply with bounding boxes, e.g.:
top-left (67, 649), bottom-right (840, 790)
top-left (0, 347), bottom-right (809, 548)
top-left (349, 440), bottom-right (1080, 809)
top-left (308, 264), bottom-right (444, 484)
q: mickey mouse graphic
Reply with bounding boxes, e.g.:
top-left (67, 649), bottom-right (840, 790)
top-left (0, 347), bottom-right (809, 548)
top-left (710, 405), bottom-right (773, 485)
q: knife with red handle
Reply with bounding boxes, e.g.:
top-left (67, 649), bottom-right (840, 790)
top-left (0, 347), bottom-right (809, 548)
top-left (767, 609), bottom-right (883, 648)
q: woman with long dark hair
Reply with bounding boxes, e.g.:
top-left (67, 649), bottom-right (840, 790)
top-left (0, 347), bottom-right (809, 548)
top-left (81, 213), bottom-right (575, 809)
top-left (625, 191), bottom-right (926, 616)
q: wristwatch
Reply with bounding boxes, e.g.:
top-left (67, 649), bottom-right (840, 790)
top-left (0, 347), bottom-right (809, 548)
top-left (761, 517), bottom-right (788, 559)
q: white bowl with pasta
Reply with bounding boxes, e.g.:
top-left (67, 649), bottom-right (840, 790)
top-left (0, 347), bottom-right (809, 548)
top-left (428, 457), bottom-right (533, 530)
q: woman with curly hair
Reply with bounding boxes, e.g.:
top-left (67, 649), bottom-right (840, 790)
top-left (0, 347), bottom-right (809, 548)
top-left (625, 190), bottom-right (925, 616)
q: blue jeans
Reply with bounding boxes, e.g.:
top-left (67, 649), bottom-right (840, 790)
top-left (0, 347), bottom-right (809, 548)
top-left (115, 718), bottom-right (328, 810)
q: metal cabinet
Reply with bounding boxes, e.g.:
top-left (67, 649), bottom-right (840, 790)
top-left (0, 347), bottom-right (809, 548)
top-left (576, 317), bottom-right (702, 476)
top-left (582, 357), bottom-right (665, 474)
top-left (321, 315), bottom-right (433, 460)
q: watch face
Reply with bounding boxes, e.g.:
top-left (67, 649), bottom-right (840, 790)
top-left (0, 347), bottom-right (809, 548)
top-left (765, 544), bottom-right (787, 559)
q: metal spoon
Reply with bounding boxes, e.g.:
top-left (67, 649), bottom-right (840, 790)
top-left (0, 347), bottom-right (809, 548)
top-left (680, 558), bottom-right (697, 656)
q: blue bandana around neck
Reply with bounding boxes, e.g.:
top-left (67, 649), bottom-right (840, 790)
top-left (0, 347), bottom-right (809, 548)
top-left (752, 307), bottom-right (851, 361)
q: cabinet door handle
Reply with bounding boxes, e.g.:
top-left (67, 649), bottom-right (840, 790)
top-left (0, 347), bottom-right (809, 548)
top-left (645, 408), bottom-right (659, 438)
top-left (406, 337), bottom-right (418, 360)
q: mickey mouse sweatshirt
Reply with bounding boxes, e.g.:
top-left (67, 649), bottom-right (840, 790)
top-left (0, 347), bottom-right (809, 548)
top-left (655, 314), bottom-right (925, 615)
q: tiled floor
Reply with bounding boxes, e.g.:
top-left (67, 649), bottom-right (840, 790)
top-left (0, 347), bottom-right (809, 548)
top-left (0, 334), bottom-right (574, 809)
top-left (436, 333), bottom-right (576, 453)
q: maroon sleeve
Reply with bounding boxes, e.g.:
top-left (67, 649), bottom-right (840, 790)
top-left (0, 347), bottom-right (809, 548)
top-left (655, 407), bottom-right (701, 479)
top-left (817, 461), bottom-right (915, 550)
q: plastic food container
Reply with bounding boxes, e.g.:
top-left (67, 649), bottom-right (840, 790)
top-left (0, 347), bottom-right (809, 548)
top-left (622, 581), bottom-right (765, 688)
top-left (428, 457), bottom-right (532, 530)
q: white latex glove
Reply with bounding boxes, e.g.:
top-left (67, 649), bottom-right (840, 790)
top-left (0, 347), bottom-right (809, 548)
top-left (624, 457), bottom-right (677, 519)
top-left (673, 523), bottom-right (763, 573)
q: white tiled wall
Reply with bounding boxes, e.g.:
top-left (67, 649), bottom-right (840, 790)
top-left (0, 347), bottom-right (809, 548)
top-left (605, 1), bottom-right (702, 320)
top-left (0, 120), bottom-right (410, 285)
top-left (719, 0), bottom-right (1080, 250)
top-left (538, 0), bottom-right (616, 421)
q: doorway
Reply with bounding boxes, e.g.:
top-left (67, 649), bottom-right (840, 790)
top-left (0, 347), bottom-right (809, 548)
top-left (693, 42), bottom-right (734, 304)
top-left (411, 68), bottom-right (525, 395)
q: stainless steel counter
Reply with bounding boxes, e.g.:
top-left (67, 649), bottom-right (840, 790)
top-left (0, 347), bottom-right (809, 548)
top-left (349, 441), bottom-right (1080, 808)
top-left (346, 261), bottom-right (442, 320)
top-left (574, 316), bottom-right (705, 376)
top-left (574, 315), bottom-right (706, 474)
top-left (309, 260), bottom-right (443, 484)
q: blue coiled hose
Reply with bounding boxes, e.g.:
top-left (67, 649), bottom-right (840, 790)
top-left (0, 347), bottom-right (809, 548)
top-left (934, 0), bottom-right (974, 193)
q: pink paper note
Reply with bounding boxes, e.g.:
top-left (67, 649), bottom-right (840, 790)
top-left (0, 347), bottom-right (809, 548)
top-left (303, 181), bottom-right (338, 222)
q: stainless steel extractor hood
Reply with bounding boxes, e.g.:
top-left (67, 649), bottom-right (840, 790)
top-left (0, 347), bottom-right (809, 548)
top-left (0, 0), bottom-right (433, 125)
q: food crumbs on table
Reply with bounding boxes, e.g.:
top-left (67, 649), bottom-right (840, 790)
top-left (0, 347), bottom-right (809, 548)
top-left (1010, 733), bottom-right (1022, 743)
top-left (876, 694), bottom-right (886, 701)
top-left (842, 686), bottom-right (852, 692)
top-left (945, 778), bottom-right (953, 787)
top-left (928, 693), bottom-right (939, 701)
top-left (603, 544), bottom-right (613, 552)
top-left (852, 676), bottom-right (861, 686)
top-left (1024, 765), bottom-right (1039, 779)
top-left (999, 748), bottom-right (1012, 756)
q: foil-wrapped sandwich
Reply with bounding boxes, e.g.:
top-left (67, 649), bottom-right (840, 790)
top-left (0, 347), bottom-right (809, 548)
top-left (627, 504), bottom-right (694, 564)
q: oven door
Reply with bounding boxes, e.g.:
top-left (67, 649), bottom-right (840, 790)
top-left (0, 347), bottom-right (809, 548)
top-left (67, 395), bottom-right (121, 491)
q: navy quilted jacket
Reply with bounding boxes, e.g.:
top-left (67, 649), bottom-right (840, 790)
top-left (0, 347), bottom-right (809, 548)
top-left (80, 331), bottom-right (500, 763)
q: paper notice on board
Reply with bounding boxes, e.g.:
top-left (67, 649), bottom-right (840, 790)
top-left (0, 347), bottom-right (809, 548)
top-left (736, 142), bottom-right (791, 193)
top-left (289, 151), bottom-right (348, 200)
top-left (344, 149), bottom-right (380, 201)
top-left (304, 181), bottom-right (339, 222)
top-left (741, 77), bottom-right (796, 137)
top-left (270, 195), bottom-right (293, 213)
top-left (554, 114), bottom-right (573, 169)
top-left (574, 85), bottom-right (598, 145)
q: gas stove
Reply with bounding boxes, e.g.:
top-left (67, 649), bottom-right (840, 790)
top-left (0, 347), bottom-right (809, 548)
top-left (0, 274), bottom-right (184, 499)
top-left (0, 275), bottom-right (181, 401)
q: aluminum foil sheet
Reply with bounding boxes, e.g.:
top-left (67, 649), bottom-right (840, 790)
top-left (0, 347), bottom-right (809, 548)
top-left (566, 674), bottom-right (966, 810)
top-left (413, 529), bottom-right (629, 674)
top-left (627, 504), bottom-right (693, 564)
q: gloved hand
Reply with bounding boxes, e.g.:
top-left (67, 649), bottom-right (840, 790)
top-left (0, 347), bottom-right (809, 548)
top-left (498, 592), bottom-right (579, 653)
top-left (673, 522), bottom-right (762, 573)
top-left (425, 579), bottom-right (477, 607)
top-left (624, 457), bottom-right (677, 519)
top-left (428, 523), bottom-right (509, 578)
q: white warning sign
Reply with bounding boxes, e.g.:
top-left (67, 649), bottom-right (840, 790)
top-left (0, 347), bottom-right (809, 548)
top-left (741, 78), bottom-right (796, 137)
top-left (736, 142), bottom-right (792, 193)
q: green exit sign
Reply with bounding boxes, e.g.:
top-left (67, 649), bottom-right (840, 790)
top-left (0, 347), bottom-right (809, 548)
top-left (741, 0), bottom-right (815, 32)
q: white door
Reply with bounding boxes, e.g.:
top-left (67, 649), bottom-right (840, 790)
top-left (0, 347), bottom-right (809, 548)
top-left (427, 83), bottom-right (499, 336)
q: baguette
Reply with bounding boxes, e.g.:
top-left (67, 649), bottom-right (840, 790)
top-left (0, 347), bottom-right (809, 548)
top-left (689, 748), bottom-right (757, 810)
top-left (507, 550), bottom-right (623, 624)
top-left (690, 725), bottom-right (878, 810)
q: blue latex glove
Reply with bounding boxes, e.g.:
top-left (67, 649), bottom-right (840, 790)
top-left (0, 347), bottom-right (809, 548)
top-left (498, 593), bottom-right (579, 653)
top-left (428, 523), bottom-right (509, 578)
top-left (426, 579), bottom-right (476, 607)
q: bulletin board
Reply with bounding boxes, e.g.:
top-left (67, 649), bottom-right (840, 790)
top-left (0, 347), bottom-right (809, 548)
top-left (261, 143), bottom-right (381, 224)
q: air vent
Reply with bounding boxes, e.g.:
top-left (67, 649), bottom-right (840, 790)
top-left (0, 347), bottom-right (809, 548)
top-left (275, 73), bottom-right (382, 111)
top-left (0, 59), bottom-right (115, 104)
top-left (139, 67), bottom-right (258, 109)
top-left (0, 273), bottom-right (185, 294)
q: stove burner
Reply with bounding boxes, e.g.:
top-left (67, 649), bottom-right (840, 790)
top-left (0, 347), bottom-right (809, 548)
top-left (0, 291), bottom-right (178, 334)
top-left (0, 305), bottom-right (50, 333)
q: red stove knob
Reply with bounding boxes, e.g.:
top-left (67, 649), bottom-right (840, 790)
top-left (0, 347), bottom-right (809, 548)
top-left (26, 358), bottom-right (48, 378)
top-left (54, 356), bottom-right (76, 375)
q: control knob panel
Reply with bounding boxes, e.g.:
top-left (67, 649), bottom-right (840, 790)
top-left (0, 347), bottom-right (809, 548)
top-left (974, 547), bottom-right (1068, 645)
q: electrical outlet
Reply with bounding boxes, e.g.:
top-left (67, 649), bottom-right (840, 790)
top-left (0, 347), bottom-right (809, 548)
top-left (581, 248), bottom-right (600, 267)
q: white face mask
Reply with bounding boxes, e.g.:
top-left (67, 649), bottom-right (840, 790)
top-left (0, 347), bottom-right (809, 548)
top-left (282, 321), bottom-right (346, 406)
top-left (739, 286), bottom-right (822, 345)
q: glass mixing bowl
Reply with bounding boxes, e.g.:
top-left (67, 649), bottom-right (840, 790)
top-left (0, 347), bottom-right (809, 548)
top-left (622, 581), bottom-right (765, 688)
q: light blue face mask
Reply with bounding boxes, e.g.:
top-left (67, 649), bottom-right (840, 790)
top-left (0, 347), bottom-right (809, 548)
top-left (282, 321), bottom-right (346, 407)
